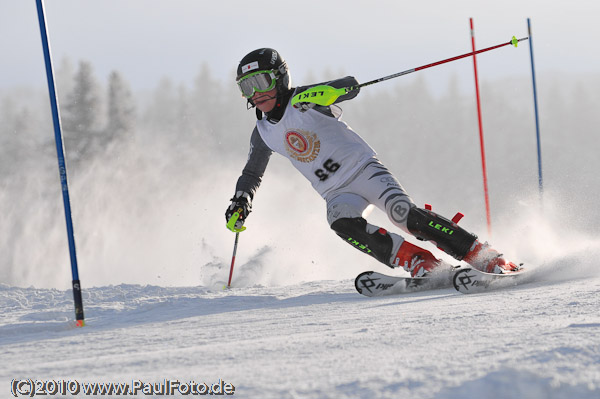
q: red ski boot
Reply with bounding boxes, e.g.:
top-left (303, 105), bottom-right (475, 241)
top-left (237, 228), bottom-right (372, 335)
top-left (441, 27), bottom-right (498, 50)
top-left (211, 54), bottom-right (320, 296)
top-left (392, 241), bottom-right (441, 277)
top-left (463, 240), bottom-right (521, 274)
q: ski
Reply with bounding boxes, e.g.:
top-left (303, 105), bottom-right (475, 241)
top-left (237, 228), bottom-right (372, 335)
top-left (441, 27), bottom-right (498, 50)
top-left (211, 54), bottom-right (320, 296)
top-left (452, 267), bottom-right (530, 294)
top-left (355, 269), bottom-right (454, 297)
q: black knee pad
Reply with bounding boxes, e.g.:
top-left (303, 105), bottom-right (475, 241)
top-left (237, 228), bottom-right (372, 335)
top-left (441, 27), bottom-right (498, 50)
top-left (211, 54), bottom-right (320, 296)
top-left (406, 207), bottom-right (477, 259)
top-left (330, 217), bottom-right (393, 264)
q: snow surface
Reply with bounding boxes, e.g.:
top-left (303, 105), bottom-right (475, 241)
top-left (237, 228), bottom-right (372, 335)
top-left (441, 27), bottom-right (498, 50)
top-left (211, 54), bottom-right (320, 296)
top-left (2, 150), bottom-right (600, 398)
top-left (2, 255), bottom-right (599, 399)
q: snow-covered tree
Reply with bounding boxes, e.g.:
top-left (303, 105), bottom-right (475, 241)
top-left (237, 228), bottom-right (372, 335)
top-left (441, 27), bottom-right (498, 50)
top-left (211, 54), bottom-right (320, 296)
top-left (62, 61), bottom-right (101, 162)
top-left (106, 70), bottom-right (135, 142)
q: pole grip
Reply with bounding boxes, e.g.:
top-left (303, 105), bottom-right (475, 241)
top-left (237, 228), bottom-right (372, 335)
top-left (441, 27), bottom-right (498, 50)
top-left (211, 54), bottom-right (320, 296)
top-left (226, 211), bottom-right (246, 232)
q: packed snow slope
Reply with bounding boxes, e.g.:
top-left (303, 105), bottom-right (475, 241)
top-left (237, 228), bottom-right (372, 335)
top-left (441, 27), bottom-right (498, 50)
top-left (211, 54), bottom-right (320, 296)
top-left (1, 253), bottom-right (599, 399)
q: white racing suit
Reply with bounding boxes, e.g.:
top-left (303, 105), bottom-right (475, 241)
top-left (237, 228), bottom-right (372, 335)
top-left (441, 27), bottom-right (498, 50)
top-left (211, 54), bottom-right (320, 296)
top-left (234, 78), bottom-right (478, 269)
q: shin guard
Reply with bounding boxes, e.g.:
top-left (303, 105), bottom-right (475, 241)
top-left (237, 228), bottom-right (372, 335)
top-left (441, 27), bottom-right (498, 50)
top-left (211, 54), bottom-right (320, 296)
top-left (330, 217), bottom-right (394, 265)
top-left (406, 207), bottom-right (477, 260)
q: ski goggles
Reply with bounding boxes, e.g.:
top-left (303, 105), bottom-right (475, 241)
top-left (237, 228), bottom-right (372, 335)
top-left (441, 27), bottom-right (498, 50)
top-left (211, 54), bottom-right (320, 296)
top-left (237, 70), bottom-right (277, 98)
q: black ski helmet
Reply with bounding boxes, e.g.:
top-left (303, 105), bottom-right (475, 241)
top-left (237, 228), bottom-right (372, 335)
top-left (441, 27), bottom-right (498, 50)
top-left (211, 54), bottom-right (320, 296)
top-left (236, 48), bottom-right (291, 95)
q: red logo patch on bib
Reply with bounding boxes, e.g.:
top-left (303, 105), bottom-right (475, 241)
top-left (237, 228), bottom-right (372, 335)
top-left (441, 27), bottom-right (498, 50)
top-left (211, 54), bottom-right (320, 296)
top-left (285, 130), bottom-right (320, 163)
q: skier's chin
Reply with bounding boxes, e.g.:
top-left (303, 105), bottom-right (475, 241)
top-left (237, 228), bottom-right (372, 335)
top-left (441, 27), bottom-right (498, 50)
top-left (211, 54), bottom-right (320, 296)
top-left (251, 88), bottom-right (277, 112)
top-left (255, 99), bottom-right (275, 112)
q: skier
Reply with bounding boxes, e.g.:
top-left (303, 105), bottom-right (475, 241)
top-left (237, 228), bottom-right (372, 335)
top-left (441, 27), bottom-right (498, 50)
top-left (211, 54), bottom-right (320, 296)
top-left (225, 48), bottom-right (520, 277)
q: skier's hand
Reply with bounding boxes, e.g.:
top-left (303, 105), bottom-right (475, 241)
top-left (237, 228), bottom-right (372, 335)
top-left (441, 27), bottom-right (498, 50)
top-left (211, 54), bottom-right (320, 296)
top-left (293, 101), bottom-right (316, 113)
top-left (225, 191), bottom-right (252, 231)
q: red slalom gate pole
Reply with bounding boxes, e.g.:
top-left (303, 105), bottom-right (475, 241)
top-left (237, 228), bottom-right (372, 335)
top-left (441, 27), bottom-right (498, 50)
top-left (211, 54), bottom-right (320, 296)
top-left (470, 18), bottom-right (493, 237)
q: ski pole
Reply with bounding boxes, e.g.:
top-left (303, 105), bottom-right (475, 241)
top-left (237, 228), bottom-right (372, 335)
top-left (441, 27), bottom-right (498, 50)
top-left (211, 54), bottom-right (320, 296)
top-left (292, 36), bottom-right (528, 107)
top-left (225, 211), bottom-right (245, 288)
top-left (227, 231), bottom-right (240, 288)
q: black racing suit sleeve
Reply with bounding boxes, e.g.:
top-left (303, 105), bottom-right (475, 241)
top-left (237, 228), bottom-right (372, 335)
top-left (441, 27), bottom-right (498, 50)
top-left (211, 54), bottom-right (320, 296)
top-left (235, 126), bottom-right (273, 199)
top-left (296, 76), bottom-right (360, 104)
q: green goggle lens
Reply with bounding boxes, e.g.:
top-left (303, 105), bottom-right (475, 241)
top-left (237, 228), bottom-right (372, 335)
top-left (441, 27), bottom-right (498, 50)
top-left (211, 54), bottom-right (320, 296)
top-left (237, 70), bottom-right (277, 98)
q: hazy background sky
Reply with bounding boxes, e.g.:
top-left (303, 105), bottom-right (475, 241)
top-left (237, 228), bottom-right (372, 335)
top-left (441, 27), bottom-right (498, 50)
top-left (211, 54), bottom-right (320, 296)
top-left (3, 0), bottom-right (600, 94)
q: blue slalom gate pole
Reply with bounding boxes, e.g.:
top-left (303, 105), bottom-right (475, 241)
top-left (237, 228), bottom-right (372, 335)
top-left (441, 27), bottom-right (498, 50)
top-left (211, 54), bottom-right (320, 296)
top-left (35, 0), bottom-right (85, 327)
top-left (528, 18), bottom-right (543, 197)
